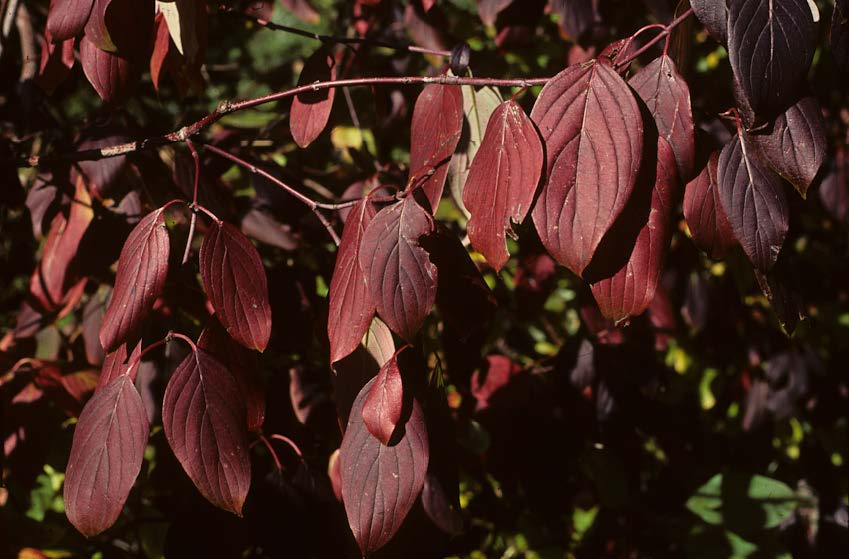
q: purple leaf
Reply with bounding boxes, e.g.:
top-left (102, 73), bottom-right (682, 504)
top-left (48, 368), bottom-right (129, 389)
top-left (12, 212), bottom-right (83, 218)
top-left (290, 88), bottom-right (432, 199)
top-left (531, 59), bottom-right (643, 275)
top-left (328, 198), bottom-right (377, 364)
top-left (832, 0), bottom-right (849, 71)
top-left (362, 346), bottom-right (407, 445)
top-left (683, 151), bottom-right (737, 259)
top-left (47, 0), bottom-right (95, 42)
top-left (37, 29), bottom-right (75, 94)
top-left (200, 220), bottom-right (272, 352)
top-left (340, 376), bottom-right (429, 555)
top-left (691, 0), bottom-right (728, 43)
top-left (463, 100), bottom-right (543, 271)
top-left (162, 348), bottom-right (251, 515)
top-left (716, 132), bottom-right (789, 271)
top-left (97, 340), bottom-right (141, 390)
top-left (409, 84), bottom-right (464, 213)
top-left (99, 207), bottom-right (170, 352)
top-left (64, 375), bottom-right (149, 537)
top-left (359, 197), bottom-right (437, 341)
top-left (290, 47), bottom-right (336, 148)
top-left (79, 35), bottom-right (138, 105)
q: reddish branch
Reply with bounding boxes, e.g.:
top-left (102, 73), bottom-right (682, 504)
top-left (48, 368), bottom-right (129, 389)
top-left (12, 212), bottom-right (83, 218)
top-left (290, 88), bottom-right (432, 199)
top-left (615, 8), bottom-right (694, 69)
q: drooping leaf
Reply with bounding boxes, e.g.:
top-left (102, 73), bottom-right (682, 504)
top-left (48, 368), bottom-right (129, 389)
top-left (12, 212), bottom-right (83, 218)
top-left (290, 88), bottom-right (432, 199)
top-left (156, 0), bottom-right (202, 62)
top-left (754, 268), bottom-right (806, 335)
top-left (37, 29), bottom-right (75, 95)
top-left (362, 346), bottom-right (407, 445)
top-left (328, 198), bottom-right (377, 364)
top-left (290, 47), bottom-right (336, 148)
top-left (683, 151), bottom-right (737, 259)
top-left (691, 0), bottom-right (728, 43)
top-left (590, 137), bottom-right (679, 324)
top-left (64, 375), bottom-right (149, 537)
top-left (716, 132), bottom-right (788, 271)
top-left (359, 197), bottom-right (437, 340)
top-left (47, 0), bottom-right (95, 42)
top-left (748, 96), bottom-right (826, 198)
top-left (629, 55), bottom-right (695, 180)
top-left (97, 341), bottom-right (141, 390)
top-left (162, 348), bottom-right (251, 515)
top-left (200, 220), bottom-right (271, 352)
top-left (79, 36), bottom-right (138, 105)
top-left (409, 84), bottom-right (464, 213)
top-left (727, 0), bottom-right (816, 121)
top-left (463, 100), bottom-right (543, 271)
top-left (340, 376), bottom-right (429, 555)
top-left (365, 316), bottom-right (395, 367)
top-left (531, 59), bottom-right (643, 275)
top-left (85, 0), bottom-right (153, 60)
top-left (478, 0), bottom-right (514, 26)
top-left (99, 207), bottom-right (170, 352)
top-left (832, 0), bottom-right (849, 71)
top-left (549, 0), bottom-right (597, 39)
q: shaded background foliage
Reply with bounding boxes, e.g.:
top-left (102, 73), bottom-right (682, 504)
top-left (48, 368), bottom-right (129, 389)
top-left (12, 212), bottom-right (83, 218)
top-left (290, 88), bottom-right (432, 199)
top-left (0, 0), bottom-right (847, 557)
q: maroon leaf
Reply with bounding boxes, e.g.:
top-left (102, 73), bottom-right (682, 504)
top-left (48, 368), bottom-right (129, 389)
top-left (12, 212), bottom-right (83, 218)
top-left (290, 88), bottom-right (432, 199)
top-left (200, 220), bottom-right (272, 352)
top-left (409, 84), bottom-right (464, 213)
top-left (97, 341), bottom-right (141, 390)
top-left (359, 197), bottom-right (437, 340)
top-left (755, 269), bottom-right (806, 335)
top-left (362, 346), bottom-right (407, 445)
top-left (748, 97), bottom-right (826, 198)
top-left (328, 198), bottom-right (377, 364)
top-left (290, 47), bottom-right (336, 148)
top-left (478, 0), bottom-right (514, 26)
top-left (727, 0), bottom-right (816, 121)
top-left (629, 55), bottom-right (695, 180)
top-left (47, 0), bottom-right (95, 42)
top-left (340, 376), bottom-right (429, 555)
top-left (531, 59), bottom-right (643, 275)
top-left (37, 29), bottom-right (75, 95)
top-left (471, 355), bottom-right (521, 411)
top-left (79, 36), bottom-right (138, 105)
top-left (716, 132), bottom-right (789, 271)
top-left (833, 0), bottom-right (849, 71)
top-left (77, 135), bottom-right (130, 198)
top-left (64, 375), bottom-right (149, 537)
top-left (99, 207), bottom-right (170, 352)
top-left (683, 151), bottom-right (737, 259)
top-left (549, 0), bottom-right (597, 39)
top-left (820, 147), bottom-right (849, 223)
top-left (82, 286), bottom-right (110, 365)
top-left (691, 0), bottom-right (728, 44)
top-left (463, 100), bottom-right (543, 271)
top-left (162, 348), bottom-right (251, 515)
top-left (590, 137), bottom-right (679, 324)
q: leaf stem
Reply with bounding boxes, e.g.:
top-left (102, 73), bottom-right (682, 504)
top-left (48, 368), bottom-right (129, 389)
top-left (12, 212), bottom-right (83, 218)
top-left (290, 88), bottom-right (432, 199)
top-left (615, 8), bottom-right (694, 69)
top-left (182, 140), bottom-right (201, 265)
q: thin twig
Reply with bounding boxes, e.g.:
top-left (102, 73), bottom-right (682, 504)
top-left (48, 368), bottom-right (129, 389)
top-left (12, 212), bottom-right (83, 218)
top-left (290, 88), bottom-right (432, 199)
top-left (615, 8), bottom-right (694, 69)
top-left (182, 140), bottom-right (201, 265)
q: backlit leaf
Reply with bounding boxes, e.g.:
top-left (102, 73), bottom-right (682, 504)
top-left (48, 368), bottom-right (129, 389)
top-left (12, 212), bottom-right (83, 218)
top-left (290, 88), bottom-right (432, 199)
top-left (64, 375), bottom-right (149, 537)
top-left (162, 348), bottom-right (251, 515)
top-left (80, 36), bottom-right (138, 105)
top-left (409, 84), bottom-right (464, 213)
top-left (328, 198), bottom-right (377, 364)
top-left (463, 100), bottom-right (543, 271)
top-left (683, 151), bottom-right (737, 259)
top-left (290, 47), bottom-right (336, 148)
top-left (99, 207), bottom-right (170, 352)
top-left (47, 0), bottom-right (95, 42)
top-left (200, 220), bottom-right (272, 352)
top-left (531, 59), bottom-right (643, 275)
top-left (359, 197), bottom-right (437, 340)
top-left (340, 376), bottom-right (429, 555)
top-left (362, 346), bottom-right (407, 445)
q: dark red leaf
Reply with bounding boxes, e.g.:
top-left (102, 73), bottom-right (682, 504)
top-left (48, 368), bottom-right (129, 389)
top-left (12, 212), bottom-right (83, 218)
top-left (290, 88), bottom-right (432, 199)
top-left (590, 137), bottom-right (679, 324)
top-left (471, 355), bottom-right (521, 412)
top-left (150, 11), bottom-right (170, 90)
top-left (84, 0), bottom-right (113, 51)
top-left (683, 151), bottom-right (737, 259)
top-left (84, 0), bottom-right (153, 60)
top-left (629, 55), bottom-right (695, 180)
top-left (531, 59), bottom-right (643, 275)
top-left (79, 36), bottom-right (138, 105)
top-left (200, 220), bottom-right (272, 352)
top-left (339, 376), bottom-right (429, 555)
top-left (25, 172), bottom-right (63, 239)
top-left (832, 0), bottom-right (849, 71)
top-left (362, 346), bottom-right (407, 445)
top-left (754, 269), bottom-right (806, 335)
top-left (819, 147), bottom-right (849, 223)
top-left (37, 29), bottom-right (75, 95)
top-left (727, 0), bottom-right (815, 121)
top-left (97, 341), bottom-right (141, 390)
top-left (478, 0), bottom-right (514, 26)
top-left (328, 198), bottom-right (377, 364)
top-left (82, 286), bottom-right (109, 365)
top-left (99, 207), bottom-right (170, 352)
top-left (748, 96), bottom-right (826, 198)
top-left (290, 47), bottom-right (336, 148)
top-left (716, 132), bottom-right (789, 271)
top-left (162, 348), bottom-right (251, 515)
top-left (549, 0), bottom-right (597, 39)
top-left (47, 0), bottom-right (95, 42)
top-left (77, 135), bottom-right (130, 198)
top-left (463, 100), bottom-right (543, 271)
top-left (409, 84), bottom-right (464, 213)
top-left (64, 375), bottom-right (149, 537)
top-left (359, 197), bottom-right (437, 340)
top-left (691, 0), bottom-right (728, 44)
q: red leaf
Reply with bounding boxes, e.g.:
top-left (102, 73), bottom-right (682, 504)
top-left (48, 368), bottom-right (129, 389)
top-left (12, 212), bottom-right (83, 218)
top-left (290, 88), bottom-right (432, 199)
top-left (716, 132), bottom-right (789, 271)
top-left (97, 341), bottom-right (141, 390)
top-left (200, 220), bottom-right (271, 351)
top-left (290, 47), bottom-right (336, 148)
top-left (47, 0), bottom-right (95, 42)
top-left (64, 375), bottom-right (149, 537)
top-left (629, 55), bottom-right (695, 180)
top-left (463, 100), bottom-right (543, 271)
top-left (340, 376), bottom-right (429, 555)
top-left (162, 348), bottom-right (251, 515)
top-left (99, 207), bottom-right (170, 352)
top-left (683, 151), bottom-right (737, 259)
top-left (150, 12), bottom-right (170, 91)
top-left (79, 35), bottom-right (138, 105)
top-left (359, 197), bottom-right (437, 340)
top-left (478, 0), bottom-right (513, 26)
top-left (531, 60), bottom-right (643, 275)
top-left (409, 84), bottom-right (464, 213)
top-left (82, 286), bottom-right (110, 365)
top-left (85, 0), bottom-right (153, 60)
top-left (37, 29), bottom-right (75, 95)
top-left (362, 346), bottom-right (407, 445)
top-left (471, 355), bottom-right (521, 411)
top-left (328, 198), bottom-right (377, 364)
top-left (589, 137), bottom-right (679, 324)
top-left (691, 0), bottom-right (728, 44)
